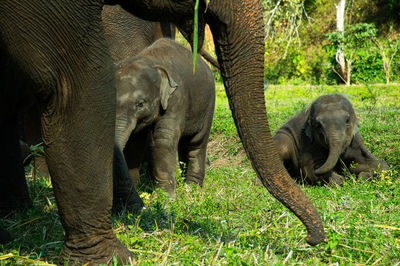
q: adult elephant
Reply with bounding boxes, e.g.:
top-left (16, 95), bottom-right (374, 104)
top-left (0, 0), bottom-right (325, 265)
top-left (0, 0), bottom-right (137, 264)
top-left (102, 4), bottom-right (219, 67)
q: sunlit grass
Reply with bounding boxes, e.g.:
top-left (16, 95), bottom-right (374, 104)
top-left (1, 83), bottom-right (399, 265)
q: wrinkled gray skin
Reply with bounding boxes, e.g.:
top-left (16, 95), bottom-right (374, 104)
top-left (269, 94), bottom-right (389, 185)
top-left (115, 38), bottom-right (215, 197)
top-left (102, 4), bottom-right (176, 63)
top-left (103, 4), bottom-right (218, 67)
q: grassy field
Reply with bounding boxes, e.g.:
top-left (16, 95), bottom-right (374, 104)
top-left (1, 83), bottom-right (399, 265)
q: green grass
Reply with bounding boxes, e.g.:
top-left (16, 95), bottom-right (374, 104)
top-left (1, 84), bottom-right (399, 265)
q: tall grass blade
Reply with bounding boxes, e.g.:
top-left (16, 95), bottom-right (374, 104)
top-left (193, 0), bottom-right (199, 74)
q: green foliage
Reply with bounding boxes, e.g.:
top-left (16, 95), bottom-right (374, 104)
top-left (263, 0), bottom-right (400, 85)
top-left (324, 23), bottom-right (378, 84)
top-left (373, 37), bottom-right (400, 83)
top-left (325, 23), bottom-right (377, 53)
top-left (351, 49), bottom-right (385, 83)
top-left (322, 23), bottom-right (400, 84)
top-left (265, 46), bottom-right (312, 84)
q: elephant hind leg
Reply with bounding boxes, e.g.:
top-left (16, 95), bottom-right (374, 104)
top-left (113, 144), bottom-right (144, 214)
top-left (0, 118), bottom-right (32, 218)
top-left (39, 52), bottom-right (134, 266)
top-left (178, 140), bottom-right (207, 187)
top-left (0, 227), bottom-right (12, 244)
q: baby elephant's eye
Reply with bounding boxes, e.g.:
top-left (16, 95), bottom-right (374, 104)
top-left (345, 118), bottom-right (350, 124)
top-left (136, 100), bottom-right (145, 109)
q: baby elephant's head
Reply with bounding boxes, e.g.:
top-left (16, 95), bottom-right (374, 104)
top-left (304, 94), bottom-right (359, 175)
top-left (114, 58), bottom-right (177, 149)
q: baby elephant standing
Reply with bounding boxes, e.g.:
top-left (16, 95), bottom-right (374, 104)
top-left (115, 38), bottom-right (215, 197)
top-left (269, 94), bottom-right (388, 186)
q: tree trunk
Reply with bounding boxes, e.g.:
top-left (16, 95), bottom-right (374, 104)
top-left (336, 0), bottom-right (349, 85)
top-left (346, 58), bottom-right (351, 86)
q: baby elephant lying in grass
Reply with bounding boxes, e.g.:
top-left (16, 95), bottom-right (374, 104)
top-left (260, 94), bottom-right (389, 186)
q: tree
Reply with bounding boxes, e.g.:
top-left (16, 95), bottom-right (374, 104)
top-left (263, 0), bottom-right (309, 57)
top-left (335, 0), bottom-right (347, 84)
top-left (326, 23), bottom-right (377, 85)
top-left (374, 38), bottom-right (400, 84)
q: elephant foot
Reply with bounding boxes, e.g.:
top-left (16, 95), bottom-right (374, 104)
top-left (185, 175), bottom-right (204, 187)
top-left (113, 189), bottom-right (144, 215)
top-left (0, 227), bottom-right (12, 245)
top-left (113, 178), bottom-right (144, 214)
top-left (328, 172), bottom-right (345, 187)
top-left (59, 233), bottom-right (134, 265)
top-left (358, 171), bottom-right (373, 181)
top-left (156, 183), bottom-right (176, 199)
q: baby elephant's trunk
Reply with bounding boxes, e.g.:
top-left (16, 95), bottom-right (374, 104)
top-left (314, 134), bottom-right (344, 175)
top-left (115, 119), bottom-right (137, 151)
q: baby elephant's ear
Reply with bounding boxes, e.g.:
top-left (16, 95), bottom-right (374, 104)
top-left (303, 122), bottom-right (313, 142)
top-left (353, 118), bottom-right (360, 137)
top-left (156, 66), bottom-right (178, 110)
top-left (303, 108), bottom-right (313, 142)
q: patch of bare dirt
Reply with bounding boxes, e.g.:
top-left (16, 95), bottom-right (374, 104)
top-left (207, 135), bottom-right (247, 168)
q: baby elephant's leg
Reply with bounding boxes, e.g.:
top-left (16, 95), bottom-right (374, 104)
top-left (151, 129), bottom-right (178, 198)
top-left (123, 131), bottom-right (149, 187)
top-left (328, 172), bottom-right (345, 186)
top-left (302, 160), bottom-right (345, 186)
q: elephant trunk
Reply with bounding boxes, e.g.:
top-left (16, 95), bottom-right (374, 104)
top-left (207, 0), bottom-right (326, 245)
top-left (115, 119), bottom-right (136, 151)
top-left (314, 132), bottom-right (343, 175)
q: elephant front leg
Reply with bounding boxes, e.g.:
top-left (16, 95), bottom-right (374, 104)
top-left (151, 129), bottom-right (179, 198)
top-left (300, 153), bottom-right (336, 186)
top-left (301, 163), bottom-right (345, 186)
top-left (0, 118), bottom-right (32, 218)
top-left (123, 130), bottom-right (150, 188)
top-left (327, 172), bottom-right (345, 186)
top-left (42, 86), bottom-right (133, 264)
top-left (342, 132), bottom-right (389, 181)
